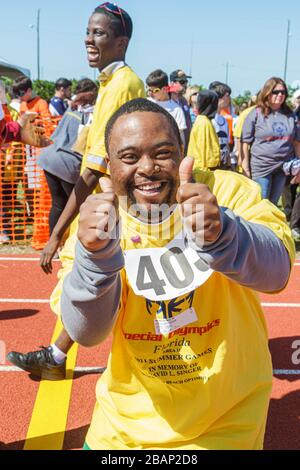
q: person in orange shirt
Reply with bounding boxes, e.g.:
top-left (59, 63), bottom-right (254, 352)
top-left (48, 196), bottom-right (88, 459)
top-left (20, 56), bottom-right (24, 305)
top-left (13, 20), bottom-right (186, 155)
top-left (13, 76), bottom-right (51, 119)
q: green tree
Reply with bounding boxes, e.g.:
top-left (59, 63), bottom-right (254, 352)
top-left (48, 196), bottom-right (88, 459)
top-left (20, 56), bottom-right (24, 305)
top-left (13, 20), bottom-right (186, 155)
top-left (32, 80), bottom-right (55, 102)
top-left (232, 90), bottom-right (252, 108)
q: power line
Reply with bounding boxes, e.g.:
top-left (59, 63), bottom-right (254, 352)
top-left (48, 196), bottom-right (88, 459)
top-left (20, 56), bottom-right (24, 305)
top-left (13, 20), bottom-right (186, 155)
top-left (283, 19), bottom-right (291, 83)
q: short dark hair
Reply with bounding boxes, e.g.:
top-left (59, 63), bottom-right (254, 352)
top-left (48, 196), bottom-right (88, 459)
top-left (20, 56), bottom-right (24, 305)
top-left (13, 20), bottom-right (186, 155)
top-left (12, 75), bottom-right (32, 95)
top-left (146, 69), bottom-right (168, 89)
top-left (93, 4), bottom-right (133, 39)
top-left (75, 78), bottom-right (98, 94)
top-left (55, 78), bottom-right (72, 90)
top-left (105, 98), bottom-right (181, 153)
top-left (209, 81), bottom-right (231, 98)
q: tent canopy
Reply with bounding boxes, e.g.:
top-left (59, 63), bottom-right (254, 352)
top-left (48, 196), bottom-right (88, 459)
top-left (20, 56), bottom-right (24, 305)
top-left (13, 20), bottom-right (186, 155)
top-left (0, 60), bottom-right (31, 79)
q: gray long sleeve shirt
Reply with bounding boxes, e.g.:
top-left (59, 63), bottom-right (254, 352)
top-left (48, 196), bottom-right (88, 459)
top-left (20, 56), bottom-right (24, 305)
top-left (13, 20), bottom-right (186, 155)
top-left (61, 208), bottom-right (291, 347)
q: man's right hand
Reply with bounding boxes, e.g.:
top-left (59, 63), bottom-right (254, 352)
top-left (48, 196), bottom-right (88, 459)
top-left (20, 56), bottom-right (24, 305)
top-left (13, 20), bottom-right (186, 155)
top-left (40, 235), bottom-right (61, 274)
top-left (77, 177), bottom-right (119, 252)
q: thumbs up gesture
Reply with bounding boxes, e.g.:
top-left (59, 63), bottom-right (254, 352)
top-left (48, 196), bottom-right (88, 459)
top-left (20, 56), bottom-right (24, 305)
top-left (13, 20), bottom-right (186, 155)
top-left (78, 176), bottom-right (119, 252)
top-left (176, 157), bottom-right (222, 246)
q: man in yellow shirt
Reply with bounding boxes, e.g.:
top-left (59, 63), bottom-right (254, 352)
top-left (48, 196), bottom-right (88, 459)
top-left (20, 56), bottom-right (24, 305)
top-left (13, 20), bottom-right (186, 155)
top-left (61, 98), bottom-right (293, 449)
top-left (7, 3), bottom-right (145, 378)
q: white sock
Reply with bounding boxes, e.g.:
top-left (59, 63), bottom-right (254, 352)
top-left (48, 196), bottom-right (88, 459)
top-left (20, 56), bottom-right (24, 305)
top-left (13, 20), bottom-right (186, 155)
top-left (50, 344), bottom-right (67, 364)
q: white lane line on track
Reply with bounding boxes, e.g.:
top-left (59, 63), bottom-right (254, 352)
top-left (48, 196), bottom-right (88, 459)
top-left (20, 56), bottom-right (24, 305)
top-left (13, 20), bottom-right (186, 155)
top-left (0, 365), bottom-right (106, 373)
top-left (1, 257), bottom-right (300, 265)
top-left (0, 299), bottom-right (49, 303)
top-left (261, 302), bottom-right (300, 308)
top-left (0, 365), bottom-right (298, 375)
top-left (0, 299), bottom-right (299, 307)
top-left (0, 257), bottom-right (60, 261)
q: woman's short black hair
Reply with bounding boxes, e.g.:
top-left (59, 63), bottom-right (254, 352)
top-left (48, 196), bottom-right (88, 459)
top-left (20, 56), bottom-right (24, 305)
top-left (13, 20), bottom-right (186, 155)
top-left (105, 98), bottom-right (181, 153)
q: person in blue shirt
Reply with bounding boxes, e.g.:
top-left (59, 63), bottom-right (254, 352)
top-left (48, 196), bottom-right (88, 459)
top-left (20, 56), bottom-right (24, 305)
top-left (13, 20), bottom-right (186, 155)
top-left (49, 78), bottom-right (72, 116)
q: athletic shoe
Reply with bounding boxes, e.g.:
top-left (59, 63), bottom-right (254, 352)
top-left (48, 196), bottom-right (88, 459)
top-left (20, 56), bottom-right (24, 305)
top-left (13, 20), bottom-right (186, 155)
top-left (7, 346), bottom-right (66, 380)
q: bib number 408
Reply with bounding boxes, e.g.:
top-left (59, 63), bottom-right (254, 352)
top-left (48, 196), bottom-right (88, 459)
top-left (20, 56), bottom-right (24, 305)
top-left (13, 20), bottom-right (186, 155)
top-left (136, 247), bottom-right (208, 296)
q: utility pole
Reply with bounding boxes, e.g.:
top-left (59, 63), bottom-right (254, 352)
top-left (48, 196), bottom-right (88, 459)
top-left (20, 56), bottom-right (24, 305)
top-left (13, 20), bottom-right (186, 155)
top-left (225, 62), bottom-right (229, 84)
top-left (37, 9), bottom-right (41, 80)
top-left (222, 62), bottom-right (233, 84)
top-left (283, 19), bottom-right (291, 83)
top-left (188, 36), bottom-right (194, 84)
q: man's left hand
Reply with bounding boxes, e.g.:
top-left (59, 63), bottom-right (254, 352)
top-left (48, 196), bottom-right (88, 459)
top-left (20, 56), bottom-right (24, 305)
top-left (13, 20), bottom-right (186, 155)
top-left (176, 156), bottom-right (222, 246)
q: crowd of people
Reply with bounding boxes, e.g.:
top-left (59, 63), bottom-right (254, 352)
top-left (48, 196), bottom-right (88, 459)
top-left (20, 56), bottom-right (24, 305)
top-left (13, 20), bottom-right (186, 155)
top-left (0, 1), bottom-right (299, 451)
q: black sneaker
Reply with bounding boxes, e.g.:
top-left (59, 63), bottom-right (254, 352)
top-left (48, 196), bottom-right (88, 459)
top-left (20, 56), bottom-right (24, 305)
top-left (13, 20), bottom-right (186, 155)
top-left (7, 346), bottom-right (66, 380)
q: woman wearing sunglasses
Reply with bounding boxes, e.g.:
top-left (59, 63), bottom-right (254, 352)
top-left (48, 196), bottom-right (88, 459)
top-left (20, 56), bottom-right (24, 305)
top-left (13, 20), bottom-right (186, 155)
top-left (241, 77), bottom-right (300, 205)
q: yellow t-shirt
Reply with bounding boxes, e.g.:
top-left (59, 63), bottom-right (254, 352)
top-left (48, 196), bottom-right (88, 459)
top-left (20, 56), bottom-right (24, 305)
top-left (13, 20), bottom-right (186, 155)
top-left (82, 65), bottom-right (146, 174)
top-left (85, 170), bottom-right (294, 450)
top-left (233, 106), bottom-right (256, 139)
top-left (187, 115), bottom-right (220, 170)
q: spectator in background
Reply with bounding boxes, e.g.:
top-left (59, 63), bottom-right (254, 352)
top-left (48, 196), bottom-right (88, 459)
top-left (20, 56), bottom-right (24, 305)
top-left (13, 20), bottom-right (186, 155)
top-left (169, 69), bottom-right (192, 150)
top-left (185, 85), bottom-right (200, 125)
top-left (12, 76), bottom-right (51, 221)
top-left (146, 69), bottom-right (187, 147)
top-left (37, 79), bottom-right (98, 235)
top-left (49, 78), bottom-right (72, 117)
top-left (211, 96), bottom-right (231, 169)
top-left (209, 81), bottom-right (236, 150)
top-left (233, 94), bottom-right (258, 168)
top-left (292, 89), bottom-right (300, 120)
top-left (283, 88), bottom-right (300, 240)
top-left (0, 101), bottom-right (51, 243)
top-left (13, 76), bottom-right (50, 119)
top-left (242, 77), bottom-right (300, 205)
top-left (281, 88), bottom-right (300, 223)
top-left (187, 90), bottom-right (220, 171)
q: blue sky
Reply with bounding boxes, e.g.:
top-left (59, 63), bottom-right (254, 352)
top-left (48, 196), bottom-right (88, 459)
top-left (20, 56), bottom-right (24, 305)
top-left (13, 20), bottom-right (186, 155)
top-left (1, 0), bottom-right (300, 96)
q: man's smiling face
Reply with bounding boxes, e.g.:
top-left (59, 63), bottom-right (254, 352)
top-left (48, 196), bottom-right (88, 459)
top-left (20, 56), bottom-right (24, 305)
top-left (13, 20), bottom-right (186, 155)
top-left (107, 111), bottom-right (183, 217)
top-left (85, 13), bottom-right (125, 70)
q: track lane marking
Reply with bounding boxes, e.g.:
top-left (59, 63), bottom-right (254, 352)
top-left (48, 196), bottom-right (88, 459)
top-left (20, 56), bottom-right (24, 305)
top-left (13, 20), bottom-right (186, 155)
top-left (0, 299), bottom-right (49, 303)
top-left (0, 365), bottom-right (106, 373)
top-left (2, 299), bottom-right (300, 308)
top-left (24, 319), bottom-right (78, 450)
top-left (1, 366), bottom-right (297, 375)
top-left (0, 257), bottom-right (60, 261)
top-left (1, 300), bottom-right (300, 312)
top-left (261, 302), bottom-right (300, 308)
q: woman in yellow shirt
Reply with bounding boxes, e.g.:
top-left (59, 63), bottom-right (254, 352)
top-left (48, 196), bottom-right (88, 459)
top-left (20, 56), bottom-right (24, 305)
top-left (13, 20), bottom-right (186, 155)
top-left (187, 90), bottom-right (220, 170)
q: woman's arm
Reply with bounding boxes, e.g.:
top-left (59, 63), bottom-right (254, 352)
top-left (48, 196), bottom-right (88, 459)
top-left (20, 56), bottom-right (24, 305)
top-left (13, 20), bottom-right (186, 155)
top-left (241, 142), bottom-right (251, 177)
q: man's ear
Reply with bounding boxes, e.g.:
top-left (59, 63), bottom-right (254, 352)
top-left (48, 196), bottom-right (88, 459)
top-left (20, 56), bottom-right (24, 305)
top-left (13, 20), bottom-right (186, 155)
top-left (116, 36), bottom-right (129, 53)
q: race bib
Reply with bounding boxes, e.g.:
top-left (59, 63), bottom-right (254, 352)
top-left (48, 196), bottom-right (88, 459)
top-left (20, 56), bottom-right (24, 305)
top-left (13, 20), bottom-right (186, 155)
top-left (124, 231), bottom-right (213, 301)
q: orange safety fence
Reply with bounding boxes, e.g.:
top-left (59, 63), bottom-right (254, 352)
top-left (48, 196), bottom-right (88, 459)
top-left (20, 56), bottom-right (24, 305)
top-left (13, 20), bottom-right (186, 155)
top-left (0, 117), bottom-right (61, 248)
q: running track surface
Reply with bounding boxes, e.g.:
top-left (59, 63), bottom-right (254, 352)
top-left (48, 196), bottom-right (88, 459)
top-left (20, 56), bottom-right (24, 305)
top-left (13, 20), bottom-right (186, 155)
top-left (0, 255), bottom-right (299, 450)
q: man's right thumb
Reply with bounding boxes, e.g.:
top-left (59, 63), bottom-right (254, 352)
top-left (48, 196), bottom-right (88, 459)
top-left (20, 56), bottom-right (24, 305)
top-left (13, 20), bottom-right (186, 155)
top-left (99, 176), bottom-right (113, 193)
